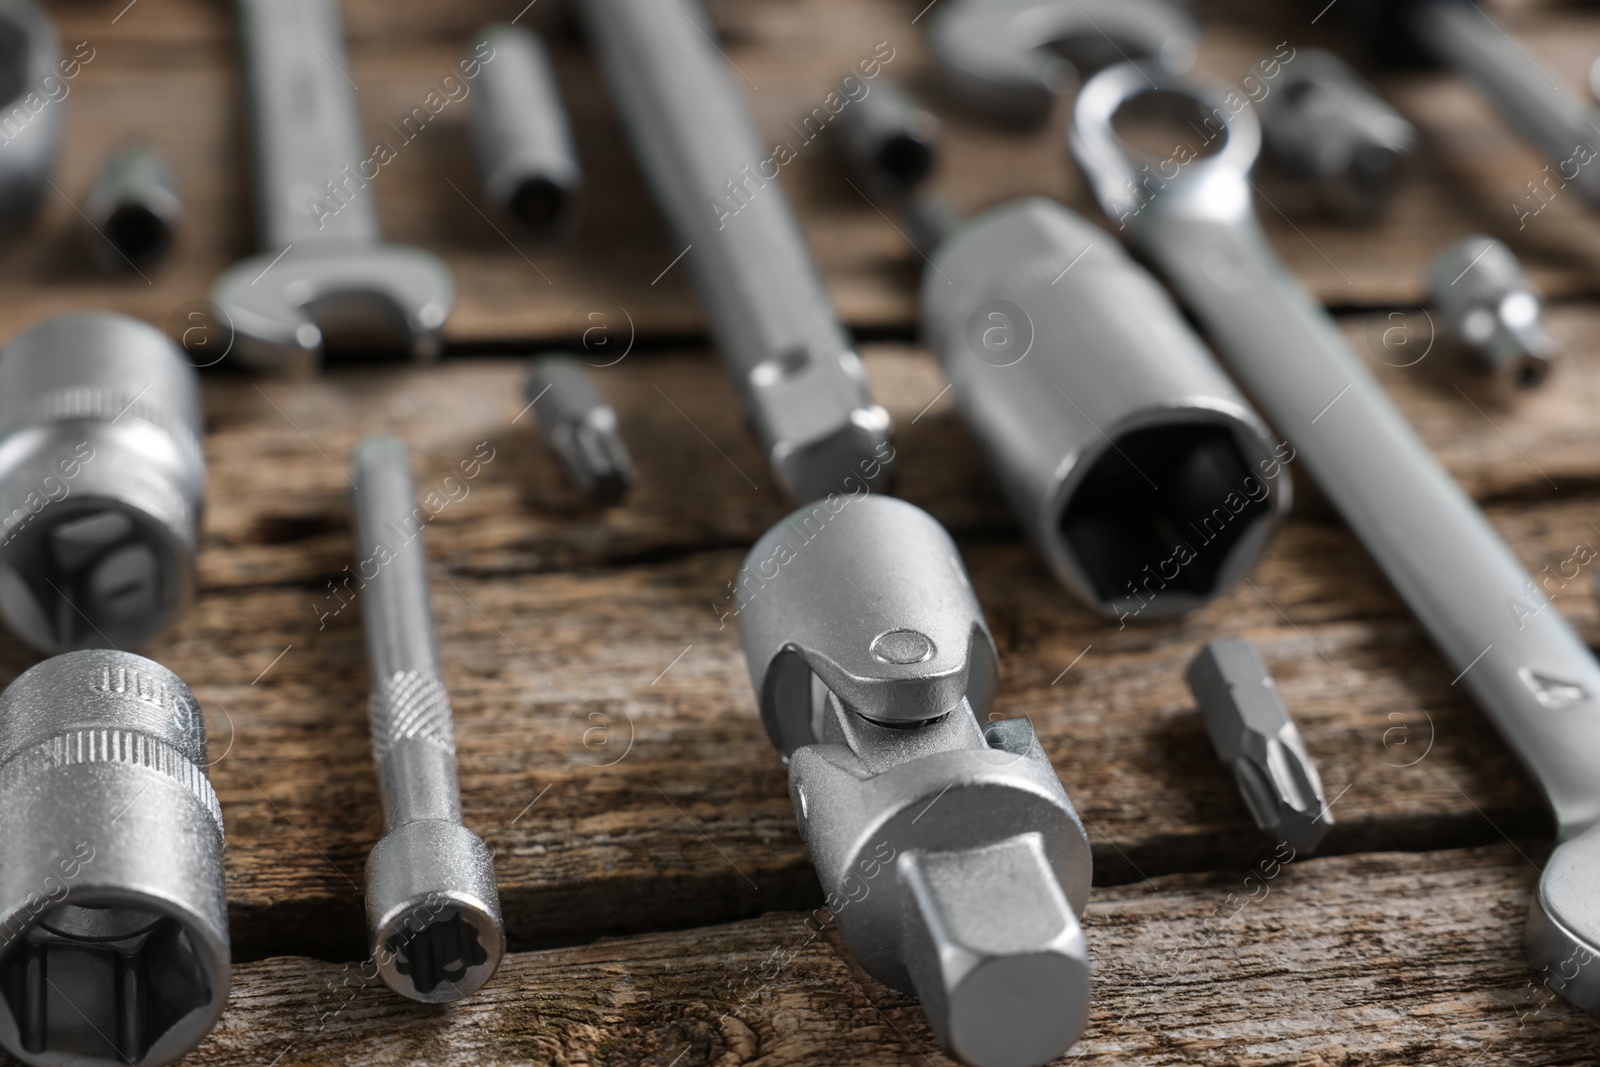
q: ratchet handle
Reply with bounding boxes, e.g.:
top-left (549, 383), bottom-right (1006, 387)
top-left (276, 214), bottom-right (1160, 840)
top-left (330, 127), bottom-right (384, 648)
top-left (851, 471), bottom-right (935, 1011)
top-left (1147, 212), bottom-right (1600, 836)
top-left (236, 0), bottom-right (380, 247)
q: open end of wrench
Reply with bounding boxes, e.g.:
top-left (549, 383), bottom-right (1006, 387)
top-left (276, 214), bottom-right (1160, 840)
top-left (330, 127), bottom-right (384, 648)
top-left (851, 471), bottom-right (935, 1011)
top-left (928, 0), bottom-right (1198, 126)
top-left (0, 891), bottom-right (226, 1067)
top-left (1071, 61), bottom-right (1261, 228)
top-left (211, 244), bottom-right (454, 375)
top-left (0, 500), bottom-right (187, 653)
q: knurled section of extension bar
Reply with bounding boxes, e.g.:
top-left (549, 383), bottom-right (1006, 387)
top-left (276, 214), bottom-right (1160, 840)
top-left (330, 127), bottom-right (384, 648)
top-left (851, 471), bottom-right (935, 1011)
top-left (370, 669), bottom-right (456, 756)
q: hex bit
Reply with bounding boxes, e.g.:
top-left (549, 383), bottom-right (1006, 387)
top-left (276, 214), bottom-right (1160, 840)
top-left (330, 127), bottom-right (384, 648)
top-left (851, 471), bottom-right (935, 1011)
top-left (1429, 235), bottom-right (1555, 387)
top-left (1186, 638), bottom-right (1333, 852)
top-left (526, 355), bottom-right (634, 505)
top-left (351, 436), bottom-right (503, 1002)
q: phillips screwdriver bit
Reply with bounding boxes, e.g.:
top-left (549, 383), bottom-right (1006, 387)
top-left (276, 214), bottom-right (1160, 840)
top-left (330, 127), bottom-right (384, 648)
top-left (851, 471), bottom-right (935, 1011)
top-left (1429, 235), bottom-right (1555, 388)
top-left (525, 354), bottom-right (634, 506)
top-left (1186, 638), bottom-right (1333, 853)
top-left (352, 436), bottom-right (504, 1002)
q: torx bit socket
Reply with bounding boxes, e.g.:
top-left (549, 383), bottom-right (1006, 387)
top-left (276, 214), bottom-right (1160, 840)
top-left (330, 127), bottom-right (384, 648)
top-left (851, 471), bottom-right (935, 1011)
top-left (1186, 638), bottom-right (1334, 853)
top-left (352, 436), bottom-right (504, 1002)
top-left (0, 312), bottom-right (205, 653)
top-left (81, 144), bottom-right (183, 274)
top-left (525, 354), bottom-right (634, 505)
top-left (0, 650), bottom-right (229, 1067)
top-left (1429, 235), bottom-right (1555, 387)
top-left (468, 23), bottom-right (582, 239)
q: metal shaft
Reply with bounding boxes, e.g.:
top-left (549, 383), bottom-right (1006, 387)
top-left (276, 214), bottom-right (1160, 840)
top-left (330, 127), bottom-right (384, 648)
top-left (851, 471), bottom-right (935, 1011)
top-left (353, 437), bottom-right (460, 829)
top-left (351, 436), bottom-right (503, 1003)
top-left (578, 0), bottom-right (893, 502)
top-left (1412, 0), bottom-right (1600, 209)
top-left (236, 0), bottom-right (379, 246)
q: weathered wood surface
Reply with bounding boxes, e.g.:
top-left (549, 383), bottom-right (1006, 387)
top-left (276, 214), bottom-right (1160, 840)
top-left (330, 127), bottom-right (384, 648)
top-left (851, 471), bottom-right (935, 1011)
top-left (6, 0), bottom-right (1600, 349)
top-left (177, 846), bottom-right (1600, 1065)
top-left (0, 302), bottom-right (1582, 963)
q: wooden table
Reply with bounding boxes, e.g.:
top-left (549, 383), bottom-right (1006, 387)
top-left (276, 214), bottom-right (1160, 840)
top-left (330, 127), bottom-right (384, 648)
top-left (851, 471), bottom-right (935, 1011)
top-left (11, 0), bottom-right (1600, 1062)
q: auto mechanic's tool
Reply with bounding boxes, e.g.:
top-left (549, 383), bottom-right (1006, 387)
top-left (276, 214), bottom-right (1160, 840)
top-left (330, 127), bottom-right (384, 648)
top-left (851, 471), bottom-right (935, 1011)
top-left (212, 0), bottom-right (454, 375)
top-left (579, 0), bottom-right (893, 502)
top-left (469, 23), bottom-right (582, 239)
top-left (525, 354), bottom-right (634, 506)
top-left (1429, 235), bottom-right (1555, 388)
top-left (81, 145), bottom-right (183, 275)
top-left (1256, 48), bottom-right (1415, 219)
top-left (0, 313), bottom-right (204, 653)
top-left (1345, 0), bottom-right (1600, 210)
top-left (352, 436), bottom-right (504, 1002)
top-left (737, 495), bottom-right (1092, 1067)
top-left (1186, 638), bottom-right (1333, 852)
top-left (928, 0), bottom-right (1197, 126)
top-left (0, 650), bottom-right (229, 1067)
top-left (1073, 60), bottom-right (1600, 1012)
top-left (905, 194), bottom-right (958, 255)
top-left (831, 77), bottom-right (939, 201)
top-left (923, 197), bottom-right (1289, 620)
top-left (0, 1), bottom-right (62, 238)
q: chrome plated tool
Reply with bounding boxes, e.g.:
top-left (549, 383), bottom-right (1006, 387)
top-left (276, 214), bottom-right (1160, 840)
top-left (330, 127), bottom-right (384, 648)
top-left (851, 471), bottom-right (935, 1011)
top-left (213, 0), bottom-right (453, 374)
top-left (1187, 638), bottom-right (1333, 852)
top-left (81, 145), bottom-right (183, 274)
top-left (579, 0), bottom-right (893, 502)
top-left (525, 354), bottom-right (634, 506)
top-left (922, 197), bottom-right (1289, 620)
top-left (1429, 234), bottom-right (1555, 387)
top-left (1073, 60), bottom-right (1600, 1012)
top-left (0, 650), bottom-right (229, 1067)
top-left (737, 495), bottom-right (1092, 1067)
top-left (0, 313), bottom-right (204, 652)
top-left (351, 436), bottom-right (504, 1002)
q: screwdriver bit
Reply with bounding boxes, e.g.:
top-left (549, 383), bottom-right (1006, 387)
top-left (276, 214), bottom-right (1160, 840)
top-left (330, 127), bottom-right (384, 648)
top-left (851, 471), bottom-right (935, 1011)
top-left (1429, 235), bottom-right (1555, 388)
top-left (525, 354), bottom-right (634, 506)
top-left (352, 437), bottom-right (504, 1002)
top-left (1186, 638), bottom-right (1334, 853)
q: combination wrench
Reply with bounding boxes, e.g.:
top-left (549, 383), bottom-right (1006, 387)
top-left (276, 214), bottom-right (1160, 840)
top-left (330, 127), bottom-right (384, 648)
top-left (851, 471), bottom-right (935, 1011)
top-left (578, 0), bottom-right (893, 503)
top-left (1072, 61), bottom-right (1600, 1010)
top-left (212, 0), bottom-right (454, 375)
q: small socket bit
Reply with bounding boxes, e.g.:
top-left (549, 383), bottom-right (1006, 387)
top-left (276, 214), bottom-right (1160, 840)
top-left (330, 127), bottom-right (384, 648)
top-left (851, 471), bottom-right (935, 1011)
top-left (525, 354), bottom-right (634, 506)
top-left (0, 312), bottom-right (205, 653)
top-left (0, 650), bottom-right (230, 1067)
top-left (1429, 235), bottom-right (1555, 387)
top-left (468, 24), bottom-right (583, 239)
top-left (738, 496), bottom-right (1092, 1067)
top-left (352, 437), bottom-right (504, 1002)
top-left (1256, 48), bottom-right (1415, 219)
top-left (81, 145), bottom-right (183, 275)
top-left (831, 78), bottom-right (939, 200)
top-left (1186, 638), bottom-right (1334, 853)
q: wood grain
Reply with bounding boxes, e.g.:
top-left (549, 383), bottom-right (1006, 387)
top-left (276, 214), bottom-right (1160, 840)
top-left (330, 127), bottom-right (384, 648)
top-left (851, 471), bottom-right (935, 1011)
top-left (177, 846), bottom-right (1600, 1066)
top-left (0, 0), bottom-right (1594, 350)
top-left (2, 315), bottom-right (1584, 961)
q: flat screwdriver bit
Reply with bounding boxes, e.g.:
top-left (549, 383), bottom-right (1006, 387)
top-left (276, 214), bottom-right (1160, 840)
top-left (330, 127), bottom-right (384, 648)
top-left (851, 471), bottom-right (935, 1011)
top-left (1186, 638), bottom-right (1334, 853)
